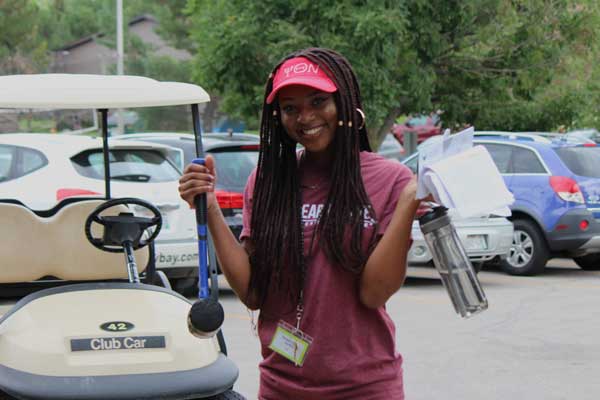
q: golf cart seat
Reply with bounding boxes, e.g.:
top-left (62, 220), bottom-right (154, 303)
top-left (0, 198), bottom-right (149, 283)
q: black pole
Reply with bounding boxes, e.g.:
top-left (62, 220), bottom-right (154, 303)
top-left (192, 104), bottom-right (204, 156)
top-left (191, 103), bottom-right (210, 299)
top-left (187, 103), bottom-right (225, 338)
top-left (99, 109), bottom-right (111, 199)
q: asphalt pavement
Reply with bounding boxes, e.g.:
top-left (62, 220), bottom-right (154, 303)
top-left (219, 258), bottom-right (600, 399)
top-left (1, 259), bottom-right (599, 399)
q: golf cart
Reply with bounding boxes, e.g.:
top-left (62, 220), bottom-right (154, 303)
top-left (0, 74), bottom-right (244, 399)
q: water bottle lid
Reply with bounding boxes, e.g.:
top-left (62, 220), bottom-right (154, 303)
top-left (418, 206), bottom-right (450, 233)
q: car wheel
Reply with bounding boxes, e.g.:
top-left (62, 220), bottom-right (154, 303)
top-left (573, 254), bottom-right (600, 271)
top-left (152, 270), bottom-right (172, 290)
top-left (173, 277), bottom-right (198, 297)
top-left (500, 219), bottom-right (548, 276)
top-left (205, 389), bottom-right (246, 399)
top-left (472, 261), bottom-right (484, 274)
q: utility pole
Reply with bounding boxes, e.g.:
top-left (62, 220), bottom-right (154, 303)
top-left (116, 0), bottom-right (125, 135)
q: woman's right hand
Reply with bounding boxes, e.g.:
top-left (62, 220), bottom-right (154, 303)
top-left (178, 154), bottom-right (218, 211)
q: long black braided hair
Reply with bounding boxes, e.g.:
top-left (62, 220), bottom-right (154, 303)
top-left (247, 48), bottom-right (376, 308)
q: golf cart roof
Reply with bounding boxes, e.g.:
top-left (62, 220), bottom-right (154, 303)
top-left (0, 74), bottom-right (210, 109)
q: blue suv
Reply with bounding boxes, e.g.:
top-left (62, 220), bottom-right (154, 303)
top-left (475, 133), bottom-right (600, 275)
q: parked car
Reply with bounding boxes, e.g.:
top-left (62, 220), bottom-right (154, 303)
top-left (402, 153), bottom-right (514, 270)
top-left (112, 132), bottom-right (260, 292)
top-left (112, 131), bottom-right (259, 231)
top-left (0, 133), bottom-right (198, 287)
top-left (564, 129), bottom-right (600, 144)
top-left (472, 132), bottom-right (600, 275)
top-left (474, 131), bottom-right (596, 145)
top-left (392, 113), bottom-right (442, 145)
top-left (113, 131), bottom-right (259, 170)
top-left (0, 133), bottom-right (258, 293)
top-left (377, 133), bottom-right (406, 161)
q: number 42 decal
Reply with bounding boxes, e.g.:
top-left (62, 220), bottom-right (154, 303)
top-left (100, 321), bottom-right (135, 332)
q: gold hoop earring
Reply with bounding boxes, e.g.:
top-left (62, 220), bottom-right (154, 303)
top-left (356, 108), bottom-right (366, 130)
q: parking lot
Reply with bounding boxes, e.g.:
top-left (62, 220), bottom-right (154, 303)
top-left (214, 258), bottom-right (600, 399)
top-left (1, 258), bottom-right (598, 400)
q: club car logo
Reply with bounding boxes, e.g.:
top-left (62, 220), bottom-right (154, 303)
top-left (70, 336), bottom-right (166, 352)
top-left (100, 321), bottom-right (135, 332)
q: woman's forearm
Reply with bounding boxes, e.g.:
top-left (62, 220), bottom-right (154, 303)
top-left (206, 206), bottom-right (256, 308)
top-left (360, 179), bottom-right (420, 308)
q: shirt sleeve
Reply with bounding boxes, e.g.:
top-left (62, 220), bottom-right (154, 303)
top-left (376, 162), bottom-right (415, 237)
top-left (239, 168), bottom-right (257, 242)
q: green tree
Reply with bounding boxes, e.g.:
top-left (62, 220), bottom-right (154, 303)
top-left (125, 35), bottom-right (194, 131)
top-left (34, 0), bottom-right (196, 131)
top-left (419, 0), bottom-right (600, 132)
top-left (185, 0), bottom-right (409, 140)
top-left (0, 0), bottom-right (48, 73)
top-left (184, 0), bottom-right (600, 144)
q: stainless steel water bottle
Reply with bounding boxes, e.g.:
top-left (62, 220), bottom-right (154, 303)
top-left (419, 206), bottom-right (488, 318)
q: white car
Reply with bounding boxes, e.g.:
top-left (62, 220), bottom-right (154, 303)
top-left (399, 151), bottom-right (514, 270)
top-left (0, 133), bottom-right (197, 287)
top-left (377, 134), bottom-right (406, 161)
top-left (408, 212), bottom-right (514, 269)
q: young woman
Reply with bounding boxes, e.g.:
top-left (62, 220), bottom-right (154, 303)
top-left (179, 47), bottom-right (422, 399)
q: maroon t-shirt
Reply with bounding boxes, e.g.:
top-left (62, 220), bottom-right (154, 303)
top-left (241, 151), bottom-right (413, 400)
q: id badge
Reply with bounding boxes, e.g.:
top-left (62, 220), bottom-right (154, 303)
top-left (268, 320), bottom-right (313, 367)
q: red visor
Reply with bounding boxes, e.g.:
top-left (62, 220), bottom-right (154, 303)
top-left (266, 57), bottom-right (337, 104)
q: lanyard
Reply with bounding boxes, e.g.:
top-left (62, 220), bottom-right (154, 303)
top-left (295, 188), bottom-right (307, 331)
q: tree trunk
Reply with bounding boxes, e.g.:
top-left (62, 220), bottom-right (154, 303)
top-left (370, 96), bottom-right (409, 149)
top-left (371, 103), bottom-right (405, 149)
top-left (201, 97), bottom-right (218, 132)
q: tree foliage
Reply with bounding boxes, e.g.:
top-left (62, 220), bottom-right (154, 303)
top-left (0, 0), bottom-right (48, 73)
top-left (183, 0), bottom-right (600, 143)
top-left (185, 0), bottom-right (409, 138)
top-left (3, 1), bottom-right (599, 140)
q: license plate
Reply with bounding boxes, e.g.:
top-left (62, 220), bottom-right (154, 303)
top-left (70, 336), bottom-right (166, 352)
top-left (464, 235), bottom-right (487, 251)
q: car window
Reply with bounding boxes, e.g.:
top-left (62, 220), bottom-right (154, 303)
top-left (379, 135), bottom-right (401, 152)
top-left (211, 150), bottom-right (259, 191)
top-left (0, 145), bottom-right (47, 182)
top-left (404, 154), bottom-right (418, 174)
top-left (407, 116), bottom-right (428, 127)
top-left (554, 147), bottom-right (600, 178)
top-left (0, 145), bottom-right (16, 181)
top-left (125, 137), bottom-right (197, 169)
top-left (71, 149), bottom-right (181, 182)
top-left (122, 137), bottom-right (186, 171)
top-left (511, 147), bottom-right (546, 173)
top-left (479, 143), bottom-right (512, 173)
top-left (21, 148), bottom-right (47, 174)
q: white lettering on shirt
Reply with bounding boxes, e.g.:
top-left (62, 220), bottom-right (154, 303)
top-left (302, 203), bottom-right (375, 228)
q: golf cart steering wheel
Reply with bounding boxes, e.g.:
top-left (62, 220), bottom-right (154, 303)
top-left (85, 197), bottom-right (162, 253)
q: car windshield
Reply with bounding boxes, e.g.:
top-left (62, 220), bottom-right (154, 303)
top-left (566, 130), bottom-right (600, 143)
top-left (554, 146), bottom-right (600, 178)
top-left (408, 116), bottom-right (429, 126)
top-left (379, 135), bottom-right (401, 152)
top-left (71, 149), bottom-right (181, 182)
top-left (211, 150), bottom-right (259, 192)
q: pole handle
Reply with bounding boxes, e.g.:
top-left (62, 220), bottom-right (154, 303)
top-left (192, 157), bottom-right (209, 299)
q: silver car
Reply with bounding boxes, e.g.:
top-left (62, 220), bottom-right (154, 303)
top-left (393, 151), bottom-right (514, 270)
top-left (408, 213), bottom-right (514, 269)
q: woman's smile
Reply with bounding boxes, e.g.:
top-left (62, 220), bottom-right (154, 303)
top-left (300, 124), bottom-right (326, 137)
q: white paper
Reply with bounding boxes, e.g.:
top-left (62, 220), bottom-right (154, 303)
top-left (416, 127), bottom-right (474, 199)
top-left (416, 127), bottom-right (514, 218)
